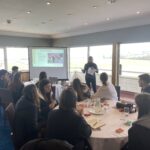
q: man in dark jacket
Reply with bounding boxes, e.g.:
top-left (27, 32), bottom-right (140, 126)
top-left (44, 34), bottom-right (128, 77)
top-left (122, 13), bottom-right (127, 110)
top-left (83, 56), bottom-right (98, 93)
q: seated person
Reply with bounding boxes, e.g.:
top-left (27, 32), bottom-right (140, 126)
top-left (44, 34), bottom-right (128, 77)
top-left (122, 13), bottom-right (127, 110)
top-left (72, 78), bottom-right (90, 101)
top-left (46, 88), bottom-right (92, 147)
top-left (92, 72), bottom-right (118, 100)
top-left (38, 79), bottom-right (57, 124)
top-left (8, 72), bottom-right (24, 104)
top-left (14, 84), bottom-right (39, 149)
top-left (36, 71), bottom-right (47, 88)
top-left (0, 69), bottom-right (9, 88)
top-left (122, 93), bottom-right (150, 150)
top-left (138, 73), bottom-right (150, 93)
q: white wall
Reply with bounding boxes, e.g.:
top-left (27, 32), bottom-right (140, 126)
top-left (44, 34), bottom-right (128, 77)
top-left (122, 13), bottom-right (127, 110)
top-left (0, 35), bottom-right (52, 47)
top-left (52, 24), bottom-right (150, 47)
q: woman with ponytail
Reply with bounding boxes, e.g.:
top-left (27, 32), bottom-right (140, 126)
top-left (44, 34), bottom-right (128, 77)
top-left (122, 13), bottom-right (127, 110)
top-left (92, 72), bottom-right (118, 100)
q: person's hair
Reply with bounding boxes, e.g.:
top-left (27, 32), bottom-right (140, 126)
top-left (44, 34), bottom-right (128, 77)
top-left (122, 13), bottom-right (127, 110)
top-left (59, 88), bottom-right (77, 110)
top-left (135, 93), bottom-right (150, 119)
top-left (138, 73), bottom-right (150, 84)
top-left (39, 79), bottom-right (51, 101)
top-left (12, 66), bottom-right (18, 71)
top-left (23, 84), bottom-right (39, 107)
top-left (100, 72), bottom-right (108, 86)
top-left (0, 69), bottom-right (7, 78)
top-left (72, 78), bottom-right (83, 101)
top-left (9, 72), bottom-right (23, 90)
top-left (39, 71), bottom-right (47, 81)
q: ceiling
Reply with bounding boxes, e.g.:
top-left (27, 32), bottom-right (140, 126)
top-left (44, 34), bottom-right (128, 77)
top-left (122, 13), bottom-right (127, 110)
top-left (0, 0), bottom-right (150, 38)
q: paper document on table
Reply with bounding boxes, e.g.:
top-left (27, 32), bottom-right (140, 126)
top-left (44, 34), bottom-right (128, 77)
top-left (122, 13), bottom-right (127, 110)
top-left (87, 67), bottom-right (96, 76)
top-left (85, 116), bottom-right (105, 129)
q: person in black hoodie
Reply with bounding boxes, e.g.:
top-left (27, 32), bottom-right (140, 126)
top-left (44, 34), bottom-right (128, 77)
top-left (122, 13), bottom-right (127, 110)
top-left (47, 88), bottom-right (92, 148)
top-left (14, 84), bottom-right (39, 149)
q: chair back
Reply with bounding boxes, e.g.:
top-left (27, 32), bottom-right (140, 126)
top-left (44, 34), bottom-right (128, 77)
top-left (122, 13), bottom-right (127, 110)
top-left (115, 85), bottom-right (120, 101)
top-left (20, 138), bottom-right (73, 150)
top-left (49, 77), bottom-right (58, 84)
top-left (0, 88), bottom-right (13, 109)
top-left (5, 102), bottom-right (15, 131)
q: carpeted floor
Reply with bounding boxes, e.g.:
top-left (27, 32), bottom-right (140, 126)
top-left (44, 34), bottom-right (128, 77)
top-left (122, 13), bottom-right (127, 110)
top-left (0, 106), bottom-right (14, 150)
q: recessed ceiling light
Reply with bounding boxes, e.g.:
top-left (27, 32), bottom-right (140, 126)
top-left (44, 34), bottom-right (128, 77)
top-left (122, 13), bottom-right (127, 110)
top-left (107, 0), bottom-right (116, 4)
top-left (46, 1), bottom-right (51, 5)
top-left (67, 13), bottom-right (73, 16)
top-left (106, 17), bottom-right (110, 21)
top-left (84, 22), bottom-right (88, 25)
top-left (136, 11), bottom-right (141, 15)
top-left (41, 21), bottom-right (46, 24)
top-left (27, 11), bottom-right (31, 14)
top-left (92, 6), bottom-right (97, 9)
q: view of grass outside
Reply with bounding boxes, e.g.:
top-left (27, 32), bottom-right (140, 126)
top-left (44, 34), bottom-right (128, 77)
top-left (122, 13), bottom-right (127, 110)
top-left (69, 47), bottom-right (88, 73)
top-left (6, 47), bottom-right (29, 71)
top-left (120, 43), bottom-right (150, 77)
top-left (0, 48), bottom-right (5, 69)
top-left (89, 45), bottom-right (112, 75)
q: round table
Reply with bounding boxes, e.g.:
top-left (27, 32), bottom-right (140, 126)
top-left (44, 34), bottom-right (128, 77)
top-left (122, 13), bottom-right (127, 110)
top-left (78, 100), bottom-right (137, 150)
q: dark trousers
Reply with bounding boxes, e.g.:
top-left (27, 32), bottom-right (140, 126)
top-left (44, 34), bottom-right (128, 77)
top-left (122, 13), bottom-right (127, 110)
top-left (85, 77), bottom-right (96, 93)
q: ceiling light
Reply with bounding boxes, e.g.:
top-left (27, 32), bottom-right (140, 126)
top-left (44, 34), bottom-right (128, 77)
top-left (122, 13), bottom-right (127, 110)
top-left (27, 11), bottom-right (31, 14)
top-left (107, 0), bottom-right (116, 4)
top-left (84, 22), bottom-right (88, 25)
top-left (92, 6), bottom-right (97, 9)
top-left (41, 21), bottom-right (46, 24)
top-left (46, 2), bottom-right (51, 5)
top-left (67, 13), bottom-right (73, 16)
top-left (136, 11), bottom-right (141, 15)
top-left (106, 17), bottom-right (110, 21)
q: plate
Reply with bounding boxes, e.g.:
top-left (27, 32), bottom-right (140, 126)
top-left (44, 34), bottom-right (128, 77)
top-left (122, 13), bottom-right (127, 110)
top-left (88, 108), bottom-right (104, 115)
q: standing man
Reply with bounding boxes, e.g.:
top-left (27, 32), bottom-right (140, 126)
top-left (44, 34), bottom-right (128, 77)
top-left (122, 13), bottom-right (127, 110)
top-left (82, 56), bottom-right (98, 93)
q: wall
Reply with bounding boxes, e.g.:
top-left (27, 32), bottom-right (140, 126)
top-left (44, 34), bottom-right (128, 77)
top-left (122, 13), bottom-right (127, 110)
top-left (52, 24), bottom-right (150, 47)
top-left (0, 35), bottom-right (52, 47)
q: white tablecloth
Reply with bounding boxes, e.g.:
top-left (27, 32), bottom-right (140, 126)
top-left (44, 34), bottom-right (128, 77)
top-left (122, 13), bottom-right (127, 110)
top-left (80, 100), bottom-right (137, 150)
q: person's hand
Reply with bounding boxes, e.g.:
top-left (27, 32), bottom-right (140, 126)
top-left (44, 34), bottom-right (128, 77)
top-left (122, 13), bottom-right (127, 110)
top-left (76, 105), bottom-right (84, 116)
top-left (49, 101), bottom-right (57, 109)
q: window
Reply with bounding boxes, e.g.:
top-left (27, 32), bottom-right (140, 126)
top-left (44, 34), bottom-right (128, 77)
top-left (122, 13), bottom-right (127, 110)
top-left (0, 48), bottom-right (5, 69)
top-left (69, 47), bottom-right (88, 73)
top-left (6, 47), bottom-right (29, 71)
top-left (120, 43), bottom-right (150, 77)
top-left (89, 45), bottom-right (113, 75)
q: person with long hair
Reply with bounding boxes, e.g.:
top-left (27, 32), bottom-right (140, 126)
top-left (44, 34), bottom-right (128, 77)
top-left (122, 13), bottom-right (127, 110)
top-left (14, 84), bottom-right (39, 149)
top-left (8, 72), bottom-right (24, 104)
top-left (36, 71), bottom-right (47, 88)
top-left (72, 78), bottom-right (90, 101)
top-left (0, 69), bottom-right (9, 88)
top-left (92, 72), bottom-right (118, 100)
top-left (38, 79), bottom-right (57, 123)
top-left (47, 88), bottom-right (91, 148)
top-left (122, 93), bottom-right (150, 150)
